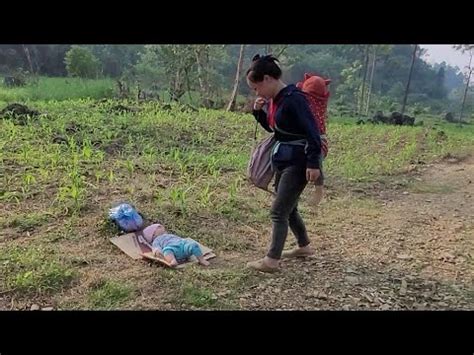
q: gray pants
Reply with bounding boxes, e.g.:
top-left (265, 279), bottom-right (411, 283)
top-left (267, 164), bottom-right (310, 259)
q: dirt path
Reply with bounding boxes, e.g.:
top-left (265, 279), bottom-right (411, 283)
top-left (236, 155), bottom-right (473, 310)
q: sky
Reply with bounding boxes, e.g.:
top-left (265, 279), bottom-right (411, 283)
top-left (420, 45), bottom-right (472, 70)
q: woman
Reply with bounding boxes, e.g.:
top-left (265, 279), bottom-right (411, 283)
top-left (246, 54), bottom-right (322, 273)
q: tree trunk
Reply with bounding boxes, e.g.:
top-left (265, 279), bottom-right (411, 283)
top-left (184, 67), bottom-right (194, 104)
top-left (30, 45), bottom-right (40, 74)
top-left (226, 45), bottom-right (246, 112)
top-left (358, 45), bottom-right (370, 118)
top-left (203, 48), bottom-right (212, 107)
top-left (195, 51), bottom-right (204, 88)
top-left (195, 46), bottom-right (210, 107)
top-left (401, 44), bottom-right (418, 115)
top-left (136, 81), bottom-right (141, 101)
top-left (365, 46), bottom-right (377, 116)
top-left (172, 70), bottom-right (185, 101)
top-left (459, 51), bottom-right (473, 124)
top-left (22, 45), bottom-right (35, 74)
top-left (172, 71), bottom-right (180, 101)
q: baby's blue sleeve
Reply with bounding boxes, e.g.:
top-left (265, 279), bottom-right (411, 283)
top-left (186, 241), bottom-right (203, 257)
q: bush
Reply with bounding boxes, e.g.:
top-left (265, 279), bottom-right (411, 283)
top-left (65, 46), bottom-right (102, 79)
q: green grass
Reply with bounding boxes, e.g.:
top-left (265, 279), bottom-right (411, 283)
top-left (87, 279), bottom-right (135, 309)
top-left (0, 246), bottom-right (76, 296)
top-left (0, 76), bottom-right (115, 102)
top-left (1, 99), bottom-right (473, 218)
top-left (179, 283), bottom-right (218, 307)
top-left (1, 212), bottom-right (52, 232)
top-left (166, 267), bottom-right (251, 309)
top-left (326, 116), bottom-right (474, 181)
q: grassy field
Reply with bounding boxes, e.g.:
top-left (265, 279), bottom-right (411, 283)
top-left (0, 76), bottom-right (115, 102)
top-left (1, 78), bottom-right (473, 310)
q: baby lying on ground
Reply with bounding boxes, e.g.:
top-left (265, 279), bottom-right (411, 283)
top-left (142, 223), bottom-right (210, 267)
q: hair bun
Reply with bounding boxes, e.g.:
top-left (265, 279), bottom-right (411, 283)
top-left (263, 54), bottom-right (279, 64)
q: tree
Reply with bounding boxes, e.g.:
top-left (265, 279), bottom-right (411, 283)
top-left (453, 45), bottom-right (474, 122)
top-left (134, 45), bottom-right (197, 102)
top-left (22, 45), bottom-right (35, 74)
top-left (227, 45), bottom-right (246, 112)
top-left (159, 45), bottom-right (196, 101)
top-left (85, 45), bottom-right (144, 77)
top-left (401, 45), bottom-right (418, 115)
top-left (358, 45), bottom-right (370, 118)
top-left (64, 46), bottom-right (101, 79)
top-left (387, 81), bottom-right (406, 99)
top-left (435, 62), bottom-right (464, 93)
top-left (284, 45), bottom-right (347, 90)
top-left (364, 45), bottom-right (395, 115)
top-left (336, 60), bottom-right (363, 110)
top-left (194, 45), bottom-right (211, 106)
top-left (0, 45), bottom-right (27, 73)
top-left (430, 65), bottom-right (448, 99)
top-left (33, 45), bottom-right (71, 76)
top-left (0, 44), bottom-right (459, 114)
top-left (459, 52), bottom-right (473, 123)
top-left (193, 45), bottom-right (228, 108)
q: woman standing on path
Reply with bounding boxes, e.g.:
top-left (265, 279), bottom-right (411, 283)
top-left (246, 54), bottom-right (323, 272)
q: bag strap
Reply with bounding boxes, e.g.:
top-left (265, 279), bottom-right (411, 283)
top-left (274, 123), bottom-right (306, 138)
top-left (253, 121), bottom-right (258, 142)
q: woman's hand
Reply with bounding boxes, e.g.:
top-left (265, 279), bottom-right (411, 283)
top-left (254, 97), bottom-right (267, 111)
top-left (306, 168), bottom-right (321, 183)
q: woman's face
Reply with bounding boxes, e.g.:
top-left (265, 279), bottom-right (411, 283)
top-left (247, 75), bottom-right (274, 100)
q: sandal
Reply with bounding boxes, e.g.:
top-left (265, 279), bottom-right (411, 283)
top-left (281, 247), bottom-right (315, 258)
top-left (247, 258), bottom-right (279, 273)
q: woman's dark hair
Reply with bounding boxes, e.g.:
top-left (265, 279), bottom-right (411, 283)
top-left (246, 54), bottom-right (282, 83)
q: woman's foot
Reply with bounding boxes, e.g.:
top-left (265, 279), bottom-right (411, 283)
top-left (247, 256), bottom-right (279, 273)
top-left (281, 245), bottom-right (315, 258)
